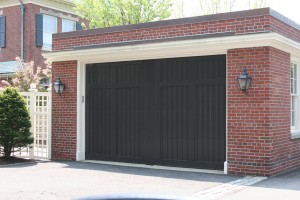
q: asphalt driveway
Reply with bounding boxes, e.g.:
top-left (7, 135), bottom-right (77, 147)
top-left (0, 161), bottom-right (299, 200)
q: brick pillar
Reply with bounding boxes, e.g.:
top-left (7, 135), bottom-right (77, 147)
top-left (52, 60), bottom-right (77, 160)
top-left (227, 47), bottom-right (297, 176)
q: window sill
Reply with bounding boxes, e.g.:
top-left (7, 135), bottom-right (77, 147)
top-left (291, 130), bottom-right (300, 139)
top-left (42, 47), bottom-right (52, 52)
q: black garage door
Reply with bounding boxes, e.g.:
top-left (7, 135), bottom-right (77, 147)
top-left (86, 55), bottom-right (226, 170)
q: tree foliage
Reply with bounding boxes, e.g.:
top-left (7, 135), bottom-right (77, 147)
top-left (197, 0), bottom-right (236, 15)
top-left (1, 57), bottom-right (52, 92)
top-left (188, 0), bottom-right (271, 16)
top-left (0, 87), bottom-right (33, 159)
top-left (73, 0), bottom-right (173, 28)
top-left (248, 0), bottom-right (271, 9)
top-left (173, 0), bottom-right (185, 18)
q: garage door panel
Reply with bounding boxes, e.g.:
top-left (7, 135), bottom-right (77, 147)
top-left (116, 87), bottom-right (143, 158)
top-left (159, 59), bottom-right (190, 81)
top-left (160, 86), bottom-right (189, 161)
top-left (117, 62), bottom-right (145, 83)
top-left (86, 55), bottom-right (226, 169)
top-left (87, 88), bottom-right (115, 156)
top-left (195, 85), bottom-right (226, 163)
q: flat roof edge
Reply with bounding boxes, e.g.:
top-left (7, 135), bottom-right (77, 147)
top-left (270, 9), bottom-right (300, 30)
top-left (53, 8), bottom-right (272, 39)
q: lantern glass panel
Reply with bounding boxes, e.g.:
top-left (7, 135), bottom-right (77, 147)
top-left (238, 78), bottom-right (247, 90)
top-left (246, 78), bottom-right (251, 90)
top-left (54, 84), bottom-right (59, 93)
top-left (60, 84), bottom-right (64, 93)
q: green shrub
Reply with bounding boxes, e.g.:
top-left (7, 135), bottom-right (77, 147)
top-left (0, 87), bottom-right (33, 159)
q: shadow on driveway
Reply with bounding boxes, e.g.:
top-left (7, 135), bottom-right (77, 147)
top-left (59, 160), bottom-right (240, 183)
top-left (60, 160), bottom-right (300, 192)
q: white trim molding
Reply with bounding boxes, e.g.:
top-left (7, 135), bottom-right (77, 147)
top-left (0, 0), bottom-right (76, 15)
top-left (291, 131), bottom-right (300, 139)
top-left (76, 61), bottom-right (86, 161)
top-left (40, 8), bottom-right (78, 21)
top-left (44, 33), bottom-right (300, 63)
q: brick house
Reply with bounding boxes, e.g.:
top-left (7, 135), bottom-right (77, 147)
top-left (44, 8), bottom-right (300, 176)
top-left (0, 0), bottom-right (83, 85)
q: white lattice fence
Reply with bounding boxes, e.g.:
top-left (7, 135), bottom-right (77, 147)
top-left (7, 88), bottom-right (52, 159)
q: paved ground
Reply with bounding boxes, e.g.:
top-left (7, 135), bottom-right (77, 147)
top-left (0, 161), bottom-right (299, 200)
top-left (221, 168), bottom-right (300, 200)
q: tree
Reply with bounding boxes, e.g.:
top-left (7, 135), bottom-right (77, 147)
top-left (195, 0), bottom-right (271, 15)
top-left (173, 0), bottom-right (185, 18)
top-left (0, 87), bottom-right (33, 159)
top-left (1, 57), bottom-right (52, 92)
top-left (196, 0), bottom-right (236, 15)
top-left (73, 0), bottom-right (173, 29)
top-left (247, 0), bottom-right (271, 9)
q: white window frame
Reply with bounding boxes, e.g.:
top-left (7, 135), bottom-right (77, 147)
top-left (42, 14), bottom-right (57, 50)
top-left (291, 61), bottom-right (300, 139)
top-left (62, 19), bottom-right (76, 33)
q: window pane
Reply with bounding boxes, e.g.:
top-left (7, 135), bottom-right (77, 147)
top-left (291, 64), bottom-right (297, 95)
top-left (292, 96), bottom-right (295, 127)
top-left (291, 79), bottom-right (294, 94)
top-left (292, 96), bottom-right (296, 110)
top-left (292, 111), bottom-right (295, 127)
top-left (62, 19), bottom-right (76, 32)
top-left (43, 15), bottom-right (57, 33)
top-left (291, 63), bottom-right (297, 129)
top-left (43, 32), bottom-right (52, 48)
top-left (43, 15), bottom-right (57, 48)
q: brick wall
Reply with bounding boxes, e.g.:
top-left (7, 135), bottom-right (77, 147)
top-left (0, 5), bottom-right (21, 62)
top-left (53, 15), bottom-right (272, 51)
top-left (271, 17), bottom-right (300, 44)
top-left (0, 3), bottom-right (81, 68)
top-left (52, 9), bottom-right (300, 52)
top-left (269, 48), bottom-right (300, 175)
top-left (51, 60), bottom-right (77, 160)
top-left (227, 47), bottom-right (300, 176)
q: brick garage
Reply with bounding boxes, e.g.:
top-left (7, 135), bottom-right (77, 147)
top-left (45, 8), bottom-right (300, 176)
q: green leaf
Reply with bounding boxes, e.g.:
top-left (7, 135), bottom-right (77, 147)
top-left (73, 0), bottom-right (172, 28)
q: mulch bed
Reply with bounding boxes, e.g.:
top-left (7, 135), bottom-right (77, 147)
top-left (0, 156), bottom-right (35, 165)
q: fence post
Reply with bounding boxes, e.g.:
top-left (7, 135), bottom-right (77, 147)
top-left (28, 84), bottom-right (38, 159)
top-left (47, 85), bottom-right (52, 159)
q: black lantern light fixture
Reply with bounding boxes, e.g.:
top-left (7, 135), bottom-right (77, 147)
top-left (54, 77), bottom-right (65, 95)
top-left (237, 69), bottom-right (252, 93)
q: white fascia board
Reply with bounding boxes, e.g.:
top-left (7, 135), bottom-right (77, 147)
top-left (43, 33), bottom-right (300, 63)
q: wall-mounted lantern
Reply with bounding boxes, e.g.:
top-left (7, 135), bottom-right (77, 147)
top-left (54, 77), bottom-right (65, 95)
top-left (237, 69), bottom-right (252, 94)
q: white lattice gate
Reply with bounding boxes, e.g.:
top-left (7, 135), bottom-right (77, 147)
top-left (16, 88), bottom-right (52, 159)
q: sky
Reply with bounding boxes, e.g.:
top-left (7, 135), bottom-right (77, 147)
top-left (174, 0), bottom-right (300, 24)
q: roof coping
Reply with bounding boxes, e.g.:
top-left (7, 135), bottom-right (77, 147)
top-left (53, 7), bottom-right (300, 39)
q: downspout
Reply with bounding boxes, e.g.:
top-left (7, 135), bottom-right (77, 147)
top-left (19, 0), bottom-right (25, 63)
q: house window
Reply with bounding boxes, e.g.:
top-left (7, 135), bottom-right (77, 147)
top-left (62, 19), bottom-right (76, 32)
top-left (43, 15), bottom-right (57, 48)
top-left (0, 16), bottom-right (6, 48)
top-left (40, 77), bottom-right (50, 89)
top-left (291, 63), bottom-right (298, 130)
